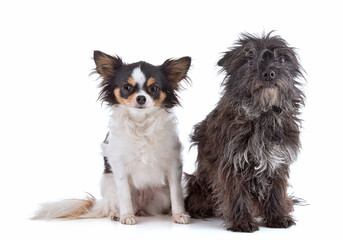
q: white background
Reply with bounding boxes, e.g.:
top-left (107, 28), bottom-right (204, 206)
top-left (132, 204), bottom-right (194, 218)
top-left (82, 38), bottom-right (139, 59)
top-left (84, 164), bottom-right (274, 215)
top-left (1, 0), bottom-right (342, 239)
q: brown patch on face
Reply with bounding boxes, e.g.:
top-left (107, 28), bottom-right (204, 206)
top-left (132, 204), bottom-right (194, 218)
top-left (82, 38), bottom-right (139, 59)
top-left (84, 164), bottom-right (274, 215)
top-left (128, 77), bottom-right (136, 87)
top-left (147, 77), bottom-right (155, 87)
top-left (153, 91), bottom-right (167, 106)
top-left (114, 88), bottom-right (137, 107)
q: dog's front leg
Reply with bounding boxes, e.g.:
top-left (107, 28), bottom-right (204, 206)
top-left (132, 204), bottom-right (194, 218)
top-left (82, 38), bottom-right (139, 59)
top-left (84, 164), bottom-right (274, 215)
top-left (112, 160), bottom-right (136, 225)
top-left (220, 178), bottom-right (259, 232)
top-left (262, 172), bottom-right (295, 228)
top-left (167, 161), bottom-right (189, 224)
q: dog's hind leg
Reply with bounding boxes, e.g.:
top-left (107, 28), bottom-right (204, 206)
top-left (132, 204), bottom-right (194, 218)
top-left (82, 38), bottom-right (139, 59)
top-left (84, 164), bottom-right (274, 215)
top-left (138, 186), bottom-right (171, 216)
top-left (184, 173), bottom-right (215, 218)
top-left (97, 172), bottom-right (120, 220)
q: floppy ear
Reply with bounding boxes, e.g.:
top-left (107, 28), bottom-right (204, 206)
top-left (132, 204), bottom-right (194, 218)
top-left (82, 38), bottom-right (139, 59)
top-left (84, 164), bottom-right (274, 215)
top-left (218, 53), bottom-right (228, 67)
top-left (161, 56), bottom-right (191, 88)
top-left (218, 51), bottom-right (234, 67)
top-left (93, 50), bottom-right (123, 82)
top-left (217, 49), bottom-right (243, 76)
top-left (219, 40), bottom-right (255, 74)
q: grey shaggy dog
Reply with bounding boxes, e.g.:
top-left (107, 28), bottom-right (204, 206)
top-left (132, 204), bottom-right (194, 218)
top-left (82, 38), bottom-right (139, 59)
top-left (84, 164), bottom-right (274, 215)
top-left (185, 32), bottom-right (305, 232)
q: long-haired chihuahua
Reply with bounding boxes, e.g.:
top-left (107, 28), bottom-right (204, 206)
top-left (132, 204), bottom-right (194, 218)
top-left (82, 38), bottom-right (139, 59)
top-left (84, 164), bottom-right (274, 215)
top-left (33, 51), bottom-right (191, 225)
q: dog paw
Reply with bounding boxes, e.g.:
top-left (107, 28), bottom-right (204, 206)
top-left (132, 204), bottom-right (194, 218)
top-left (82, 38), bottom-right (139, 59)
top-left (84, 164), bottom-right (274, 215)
top-left (172, 213), bottom-right (190, 224)
top-left (110, 210), bottom-right (120, 221)
top-left (228, 221), bottom-right (259, 232)
top-left (119, 214), bottom-right (137, 225)
top-left (265, 216), bottom-right (295, 228)
top-left (135, 210), bottom-right (148, 217)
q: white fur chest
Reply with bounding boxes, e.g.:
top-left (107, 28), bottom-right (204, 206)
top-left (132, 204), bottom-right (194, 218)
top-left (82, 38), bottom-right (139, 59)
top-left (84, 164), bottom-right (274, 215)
top-left (103, 106), bottom-right (181, 189)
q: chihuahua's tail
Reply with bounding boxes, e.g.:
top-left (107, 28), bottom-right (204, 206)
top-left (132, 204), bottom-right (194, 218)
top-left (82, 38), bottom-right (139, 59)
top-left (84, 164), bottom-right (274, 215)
top-left (31, 193), bottom-right (115, 220)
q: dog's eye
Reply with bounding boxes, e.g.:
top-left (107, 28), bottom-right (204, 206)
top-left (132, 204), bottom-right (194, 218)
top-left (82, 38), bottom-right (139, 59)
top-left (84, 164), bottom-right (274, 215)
top-left (122, 83), bottom-right (133, 92)
top-left (149, 84), bottom-right (159, 94)
top-left (247, 58), bottom-right (253, 65)
top-left (279, 57), bottom-right (286, 64)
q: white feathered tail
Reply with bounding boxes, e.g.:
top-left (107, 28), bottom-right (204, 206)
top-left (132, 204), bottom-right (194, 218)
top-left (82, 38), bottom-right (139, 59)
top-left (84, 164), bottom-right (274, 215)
top-left (32, 194), bottom-right (115, 220)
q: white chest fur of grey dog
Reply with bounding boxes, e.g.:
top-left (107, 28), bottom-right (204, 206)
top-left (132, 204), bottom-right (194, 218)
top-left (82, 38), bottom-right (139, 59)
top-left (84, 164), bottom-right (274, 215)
top-left (101, 105), bottom-right (188, 224)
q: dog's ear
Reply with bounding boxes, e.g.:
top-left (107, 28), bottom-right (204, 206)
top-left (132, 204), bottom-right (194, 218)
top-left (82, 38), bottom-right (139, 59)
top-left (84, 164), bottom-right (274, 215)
top-left (218, 51), bottom-right (238, 76)
top-left (161, 57), bottom-right (191, 88)
top-left (218, 52), bottom-right (233, 67)
top-left (218, 47), bottom-right (248, 75)
top-left (93, 50), bottom-right (123, 81)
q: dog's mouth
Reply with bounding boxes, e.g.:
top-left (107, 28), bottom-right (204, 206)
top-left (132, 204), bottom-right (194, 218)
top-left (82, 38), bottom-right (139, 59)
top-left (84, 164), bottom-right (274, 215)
top-left (134, 105), bottom-right (156, 110)
top-left (262, 81), bottom-right (278, 88)
top-left (254, 80), bottom-right (278, 91)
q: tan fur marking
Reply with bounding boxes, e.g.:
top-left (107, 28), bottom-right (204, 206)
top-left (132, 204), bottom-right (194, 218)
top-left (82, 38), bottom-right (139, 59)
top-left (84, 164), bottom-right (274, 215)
top-left (95, 55), bottom-right (116, 81)
top-left (128, 77), bottom-right (136, 87)
top-left (114, 88), bottom-right (137, 107)
top-left (147, 77), bottom-right (155, 87)
top-left (261, 87), bottom-right (278, 105)
top-left (127, 92), bottom-right (137, 106)
top-left (165, 58), bottom-right (190, 84)
top-left (67, 198), bottom-right (94, 219)
top-left (97, 54), bottom-right (112, 66)
top-left (154, 91), bottom-right (167, 106)
top-left (114, 88), bottom-right (125, 104)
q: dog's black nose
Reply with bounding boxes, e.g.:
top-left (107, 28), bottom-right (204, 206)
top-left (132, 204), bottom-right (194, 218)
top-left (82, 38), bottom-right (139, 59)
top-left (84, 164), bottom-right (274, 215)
top-left (262, 70), bottom-right (276, 80)
top-left (136, 95), bottom-right (146, 105)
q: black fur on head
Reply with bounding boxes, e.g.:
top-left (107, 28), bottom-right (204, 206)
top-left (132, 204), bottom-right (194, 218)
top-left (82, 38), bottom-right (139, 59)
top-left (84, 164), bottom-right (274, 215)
top-left (92, 50), bottom-right (191, 108)
top-left (218, 31), bottom-right (305, 116)
top-left (185, 32), bottom-right (305, 232)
